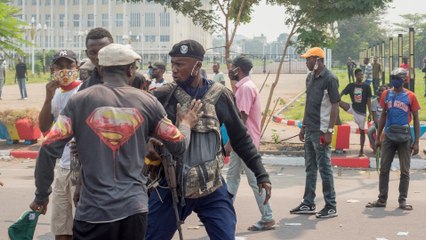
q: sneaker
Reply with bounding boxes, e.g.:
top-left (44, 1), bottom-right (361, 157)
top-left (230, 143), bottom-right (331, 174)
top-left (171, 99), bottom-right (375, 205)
top-left (290, 203), bottom-right (316, 214)
top-left (315, 206), bottom-right (338, 218)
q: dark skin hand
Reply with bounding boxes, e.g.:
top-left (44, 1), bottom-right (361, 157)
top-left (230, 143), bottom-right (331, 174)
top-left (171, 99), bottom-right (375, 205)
top-left (29, 199), bottom-right (49, 215)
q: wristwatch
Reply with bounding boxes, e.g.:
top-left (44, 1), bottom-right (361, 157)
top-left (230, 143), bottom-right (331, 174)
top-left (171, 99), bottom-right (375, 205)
top-left (327, 128), bottom-right (334, 134)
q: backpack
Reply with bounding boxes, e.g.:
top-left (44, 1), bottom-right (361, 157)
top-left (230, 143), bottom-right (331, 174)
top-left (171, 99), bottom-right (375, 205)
top-left (163, 82), bottom-right (225, 198)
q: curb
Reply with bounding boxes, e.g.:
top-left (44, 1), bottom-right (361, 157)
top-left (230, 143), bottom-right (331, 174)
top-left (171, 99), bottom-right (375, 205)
top-left (10, 150), bottom-right (39, 159)
top-left (261, 154), bottom-right (426, 170)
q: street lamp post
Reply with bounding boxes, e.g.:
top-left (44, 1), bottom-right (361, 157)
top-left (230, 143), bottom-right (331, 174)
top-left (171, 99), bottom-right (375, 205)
top-left (30, 17), bottom-right (36, 75)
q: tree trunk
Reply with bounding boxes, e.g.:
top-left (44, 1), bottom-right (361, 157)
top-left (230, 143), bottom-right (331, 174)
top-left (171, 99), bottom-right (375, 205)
top-left (260, 19), bottom-right (299, 131)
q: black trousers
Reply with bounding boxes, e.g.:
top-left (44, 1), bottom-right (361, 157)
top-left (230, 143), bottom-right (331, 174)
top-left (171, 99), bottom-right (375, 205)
top-left (73, 213), bottom-right (147, 240)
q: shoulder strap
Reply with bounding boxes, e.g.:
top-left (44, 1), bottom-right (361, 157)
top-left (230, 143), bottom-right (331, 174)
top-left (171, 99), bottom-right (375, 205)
top-left (162, 82), bottom-right (178, 108)
top-left (203, 82), bottom-right (225, 105)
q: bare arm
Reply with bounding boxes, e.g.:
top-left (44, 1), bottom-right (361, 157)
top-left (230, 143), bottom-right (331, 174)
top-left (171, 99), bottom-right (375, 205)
top-left (412, 111), bottom-right (420, 155)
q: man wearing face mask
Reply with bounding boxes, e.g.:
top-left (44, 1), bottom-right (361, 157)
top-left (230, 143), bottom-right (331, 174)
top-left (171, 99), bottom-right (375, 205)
top-left (147, 40), bottom-right (272, 239)
top-left (38, 49), bottom-right (82, 240)
top-left (291, 47), bottom-right (340, 219)
top-left (226, 55), bottom-right (275, 231)
top-left (366, 68), bottom-right (420, 211)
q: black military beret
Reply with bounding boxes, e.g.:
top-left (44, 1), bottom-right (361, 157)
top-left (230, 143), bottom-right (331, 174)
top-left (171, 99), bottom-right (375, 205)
top-left (169, 40), bottom-right (205, 61)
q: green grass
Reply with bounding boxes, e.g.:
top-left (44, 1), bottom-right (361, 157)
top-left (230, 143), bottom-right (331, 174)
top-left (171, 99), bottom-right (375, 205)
top-left (3, 69), bottom-right (50, 86)
top-left (283, 68), bottom-right (426, 122)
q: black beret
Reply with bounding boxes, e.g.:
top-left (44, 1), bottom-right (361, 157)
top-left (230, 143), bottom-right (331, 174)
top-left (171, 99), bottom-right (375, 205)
top-left (169, 40), bottom-right (205, 61)
top-left (232, 55), bottom-right (253, 72)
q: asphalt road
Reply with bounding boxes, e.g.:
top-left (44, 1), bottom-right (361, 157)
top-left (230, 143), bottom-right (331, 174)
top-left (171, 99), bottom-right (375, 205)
top-left (1, 160), bottom-right (425, 240)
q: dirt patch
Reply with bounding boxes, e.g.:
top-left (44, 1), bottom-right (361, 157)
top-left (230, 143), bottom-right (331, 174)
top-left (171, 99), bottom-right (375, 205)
top-left (260, 141), bottom-right (304, 156)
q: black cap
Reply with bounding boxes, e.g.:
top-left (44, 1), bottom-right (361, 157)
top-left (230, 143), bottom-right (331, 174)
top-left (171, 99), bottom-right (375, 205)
top-left (153, 62), bottom-right (166, 71)
top-left (232, 55), bottom-right (253, 73)
top-left (169, 40), bottom-right (205, 61)
top-left (52, 50), bottom-right (77, 64)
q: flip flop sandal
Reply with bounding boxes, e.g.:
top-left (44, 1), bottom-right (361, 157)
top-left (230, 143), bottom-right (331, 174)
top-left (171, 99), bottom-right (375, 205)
top-left (247, 220), bottom-right (276, 231)
top-left (399, 203), bottom-right (413, 211)
top-left (365, 200), bottom-right (386, 208)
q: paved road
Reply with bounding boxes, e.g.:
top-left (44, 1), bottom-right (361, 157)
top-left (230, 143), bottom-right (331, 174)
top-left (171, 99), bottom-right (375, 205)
top-left (1, 160), bottom-right (425, 239)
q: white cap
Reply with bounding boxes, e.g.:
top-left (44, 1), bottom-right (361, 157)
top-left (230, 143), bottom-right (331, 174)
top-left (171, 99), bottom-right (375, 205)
top-left (98, 43), bottom-right (141, 67)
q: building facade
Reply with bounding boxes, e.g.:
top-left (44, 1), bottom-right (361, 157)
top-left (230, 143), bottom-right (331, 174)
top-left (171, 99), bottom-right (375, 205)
top-left (13, 0), bottom-right (212, 63)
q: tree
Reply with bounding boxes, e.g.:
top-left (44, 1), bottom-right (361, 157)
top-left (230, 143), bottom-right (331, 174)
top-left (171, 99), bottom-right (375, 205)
top-left (128, 0), bottom-right (261, 73)
top-left (0, 1), bottom-right (30, 56)
top-left (333, 13), bottom-right (387, 65)
top-left (260, 0), bottom-right (391, 130)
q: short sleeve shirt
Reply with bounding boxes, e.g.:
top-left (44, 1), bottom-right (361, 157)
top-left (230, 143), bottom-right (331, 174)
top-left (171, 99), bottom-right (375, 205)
top-left (304, 68), bottom-right (341, 132)
top-left (234, 76), bottom-right (261, 148)
top-left (380, 89), bottom-right (420, 132)
top-left (341, 82), bottom-right (372, 114)
top-left (15, 63), bottom-right (27, 78)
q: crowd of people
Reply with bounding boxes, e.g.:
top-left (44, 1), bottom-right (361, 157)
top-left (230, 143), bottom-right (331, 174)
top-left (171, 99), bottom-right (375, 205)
top-left (1, 26), bottom-right (420, 239)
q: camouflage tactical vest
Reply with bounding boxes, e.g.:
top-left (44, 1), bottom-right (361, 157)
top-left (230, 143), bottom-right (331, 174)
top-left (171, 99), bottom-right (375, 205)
top-left (165, 82), bottom-right (225, 198)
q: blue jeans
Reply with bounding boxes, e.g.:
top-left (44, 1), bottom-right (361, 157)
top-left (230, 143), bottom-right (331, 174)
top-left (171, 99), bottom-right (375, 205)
top-left (302, 130), bottom-right (336, 208)
top-left (146, 178), bottom-right (236, 240)
top-left (17, 78), bottom-right (28, 99)
top-left (226, 151), bottom-right (273, 222)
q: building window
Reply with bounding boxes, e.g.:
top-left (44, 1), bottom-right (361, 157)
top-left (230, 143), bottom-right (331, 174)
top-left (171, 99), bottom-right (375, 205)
top-left (160, 12), bottom-right (170, 27)
top-left (17, 0), bottom-right (23, 5)
top-left (102, 14), bottom-right (108, 27)
top-left (32, 0), bottom-right (36, 5)
top-left (59, 14), bottom-right (65, 27)
top-left (130, 13), bottom-right (140, 27)
top-left (145, 13), bottom-right (155, 27)
top-left (145, 35), bottom-right (156, 42)
top-left (88, 0), bottom-right (94, 4)
top-left (116, 35), bottom-right (123, 44)
top-left (45, 0), bottom-right (51, 5)
top-left (45, 14), bottom-right (51, 27)
top-left (116, 13), bottom-right (123, 27)
top-left (73, 14), bottom-right (80, 27)
top-left (116, 0), bottom-right (123, 4)
top-left (73, 0), bottom-right (79, 5)
top-left (88, 14), bottom-right (94, 28)
top-left (59, 0), bottom-right (65, 5)
top-left (160, 35), bottom-right (170, 42)
top-left (102, 0), bottom-right (108, 4)
top-left (59, 36), bottom-right (64, 48)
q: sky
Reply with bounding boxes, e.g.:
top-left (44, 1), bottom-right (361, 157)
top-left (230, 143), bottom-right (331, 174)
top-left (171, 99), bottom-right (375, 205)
top-left (236, 0), bottom-right (426, 43)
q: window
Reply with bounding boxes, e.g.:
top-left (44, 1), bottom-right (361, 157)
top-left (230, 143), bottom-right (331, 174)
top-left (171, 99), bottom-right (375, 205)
top-left (130, 13), bottom-right (140, 27)
top-left (145, 35), bottom-right (155, 42)
top-left (17, 0), bottom-right (23, 5)
top-left (160, 35), bottom-right (170, 42)
top-left (116, 0), bottom-right (123, 4)
top-left (102, 14), bottom-right (109, 27)
top-left (59, 36), bottom-right (64, 48)
top-left (45, 0), bottom-right (51, 5)
top-left (73, 36), bottom-right (79, 48)
top-left (116, 13), bottom-right (123, 27)
top-left (160, 12), bottom-right (170, 27)
top-left (73, 0), bottom-right (79, 5)
top-left (116, 35), bottom-right (123, 44)
top-left (59, 14), bottom-right (65, 27)
top-left (88, 0), bottom-right (94, 4)
top-left (88, 14), bottom-right (94, 28)
top-left (145, 13), bottom-right (155, 27)
top-left (73, 14), bottom-right (80, 27)
top-left (59, 0), bottom-right (65, 5)
top-left (45, 14), bottom-right (51, 27)
top-left (102, 0), bottom-right (108, 4)
top-left (32, 0), bottom-right (36, 5)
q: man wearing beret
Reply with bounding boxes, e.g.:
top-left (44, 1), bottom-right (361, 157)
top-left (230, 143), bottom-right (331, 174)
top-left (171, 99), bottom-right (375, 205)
top-left (30, 44), bottom-right (201, 240)
top-left (291, 47), bottom-right (340, 218)
top-left (147, 40), bottom-right (272, 239)
top-left (226, 55), bottom-right (275, 231)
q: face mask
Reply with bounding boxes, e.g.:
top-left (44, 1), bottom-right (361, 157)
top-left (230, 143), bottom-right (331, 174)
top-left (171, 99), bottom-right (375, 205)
top-left (230, 67), bottom-right (239, 81)
top-left (53, 69), bottom-right (78, 86)
top-left (391, 78), bottom-right (403, 89)
top-left (176, 62), bottom-right (199, 87)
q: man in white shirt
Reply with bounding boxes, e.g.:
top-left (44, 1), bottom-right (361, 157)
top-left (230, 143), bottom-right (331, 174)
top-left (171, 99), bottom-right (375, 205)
top-left (212, 63), bottom-right (225, 85)
top-left (148, 62), bottom-right (167, 91)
